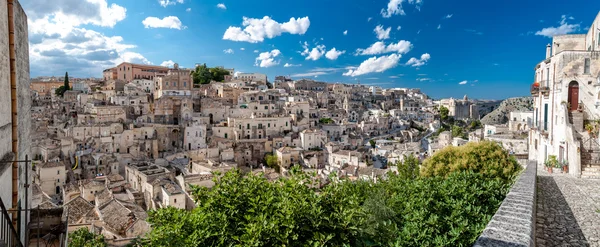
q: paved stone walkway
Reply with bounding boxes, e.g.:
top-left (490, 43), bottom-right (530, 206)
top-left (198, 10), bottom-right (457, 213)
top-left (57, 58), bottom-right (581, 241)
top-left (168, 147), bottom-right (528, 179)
top-left (536, 165), bottom-right (600, 247)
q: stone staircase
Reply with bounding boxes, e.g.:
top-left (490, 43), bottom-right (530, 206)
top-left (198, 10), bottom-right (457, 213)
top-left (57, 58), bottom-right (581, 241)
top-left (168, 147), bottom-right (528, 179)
top-left (580, 136), bottom-right (600, 179)
top-left (569, 112), bottom-right (584, 133)
top-left (581, 165), bottom-right (600, 179)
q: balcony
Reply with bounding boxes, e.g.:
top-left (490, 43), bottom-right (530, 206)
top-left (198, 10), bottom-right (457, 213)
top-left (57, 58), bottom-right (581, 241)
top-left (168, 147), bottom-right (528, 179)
top-left (531, 120), bottom-right (549, 134)
top-left (540, 86), bottom-right (550, 96)
top-left (530, 82), bottom-right (540, 96)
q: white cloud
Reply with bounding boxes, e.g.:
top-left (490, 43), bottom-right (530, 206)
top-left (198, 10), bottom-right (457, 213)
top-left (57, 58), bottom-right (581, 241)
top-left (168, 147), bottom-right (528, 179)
top-left (186, 8), bottom-right (191, 12)
top-left (366, 77), bottom-right (379, 80)
top-left (121, 52), bottom-right (151, 65)
top-left (24, 0), bottom-right (160, 77)
top-left (223, 48), bottom-right (234, 54)
top-left (24, 0), bottom-right (126, 28)
top-left (417, 78), bottom-right (431, 82)
top-left (389, 75), bottom-right (400, 78)
top-left (240, 48), bottom-right (245, 51)
top-left (142, 16), bottom-right (184, 29)
top-left (255, 49), bottom-right (281, 68)
top-left (465, 29), bottom-right (483, 35)
top-left (356, 40), bottom-right (412, 55)
top-left (217, 3), bottom-right (226, 9)
top-left (437, 24), bottom-right (442, 29)
top-left (381, 0), bottom-right (423, 18)
top-left (300, 42), bottom-right (326, 61)
top-left (253, 50), bottom-right (259, 53)
top-left (325, 48), bottom-right (345, 60)
top-left (160, 60), bottom-right (175, 67)
top-left (535, 15), bottom-right (580, 38)
top-left (343, 54), bottom-right (401, 77)
top-left (458, 80), bottom-right (467, 85)
top-left (368, 17), bottom-right (373, 22)
top-left (159, 0), bottom-right (184, 7)
top-left (343, 30), bottom-right (348, 35)
top-left (397, 26), bottom-right (401, 31)
top-left (444, 14), bottom-right (453, 19)
top-left (291, 71), bottom-right (327, 77)
top-left (374, 25), bottom-right (391, 40)
top-left (284, 63), bottom-right (302, 67)
top-left (405, 53), bottom-right (431, 67)
top-left (223, 16), bottom-right (310, 43)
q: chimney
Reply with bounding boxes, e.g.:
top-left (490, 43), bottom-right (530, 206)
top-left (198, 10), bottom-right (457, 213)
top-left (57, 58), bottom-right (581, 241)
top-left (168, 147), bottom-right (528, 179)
top-left (546, 44), bottom-right (551, 59)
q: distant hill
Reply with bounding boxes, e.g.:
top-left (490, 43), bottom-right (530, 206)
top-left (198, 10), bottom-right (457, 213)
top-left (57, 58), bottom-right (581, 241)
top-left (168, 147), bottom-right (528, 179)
top-left (480, 97), bottom-right (533, 125)
top-left (474, 99), bottom-right (503, 119)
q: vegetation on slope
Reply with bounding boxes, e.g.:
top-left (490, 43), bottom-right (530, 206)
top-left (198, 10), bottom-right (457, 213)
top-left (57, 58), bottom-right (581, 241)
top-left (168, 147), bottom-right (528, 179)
top-left (129, 141), bottom-right (520, 247)
top-left (480, 97), bottom-right (533, 125)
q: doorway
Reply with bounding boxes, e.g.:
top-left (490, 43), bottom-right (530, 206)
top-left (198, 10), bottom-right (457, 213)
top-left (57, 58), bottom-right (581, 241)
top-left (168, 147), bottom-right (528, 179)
top-left (568, 81), bottom-right (579, 111)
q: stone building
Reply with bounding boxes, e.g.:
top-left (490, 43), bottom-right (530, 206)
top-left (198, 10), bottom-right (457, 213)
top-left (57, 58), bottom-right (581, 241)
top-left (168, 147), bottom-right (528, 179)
top-left (529, 11), bottom-right (600, 178)
top-left (509, 111), bottom-right (533, 131)
top-left (154, 63), bottom-right (193, 99)
top-left (107, 62), bottom-right (170, 82)
top-left (439, 95), bottom-right (479, 120)
top-left (35, 161), bottom-right (67, 196)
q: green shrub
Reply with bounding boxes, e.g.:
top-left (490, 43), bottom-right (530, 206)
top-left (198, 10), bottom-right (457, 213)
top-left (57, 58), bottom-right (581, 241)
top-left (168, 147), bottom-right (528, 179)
top-left (143, 162), bottom-right (515, 246)
top-left (69, 228), bottom-right (107, 247)
top-left (421, 141), bottom-right (522, 182)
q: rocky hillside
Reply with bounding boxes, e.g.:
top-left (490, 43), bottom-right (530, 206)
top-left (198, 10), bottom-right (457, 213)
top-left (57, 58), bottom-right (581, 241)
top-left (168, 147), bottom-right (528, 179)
top-left (480, 97), bottom-right (533, 125)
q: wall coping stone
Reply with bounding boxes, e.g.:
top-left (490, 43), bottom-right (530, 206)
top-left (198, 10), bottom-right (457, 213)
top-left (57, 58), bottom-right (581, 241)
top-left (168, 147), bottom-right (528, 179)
top-left (473, 160), bottom-right (536, 247)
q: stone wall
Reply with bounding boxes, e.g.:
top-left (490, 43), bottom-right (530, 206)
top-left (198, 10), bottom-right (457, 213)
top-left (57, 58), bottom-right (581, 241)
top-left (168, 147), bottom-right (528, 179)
top-left (13, 0), bottom-right (31, 241)
top-left (0, 0), bottom-right (11, 210)
top-left (473, 161), bottom-right (537, 247)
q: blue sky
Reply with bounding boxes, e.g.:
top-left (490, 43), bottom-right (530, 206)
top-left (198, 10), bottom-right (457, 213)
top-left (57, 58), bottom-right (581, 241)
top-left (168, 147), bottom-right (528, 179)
top-left (21, 0), bottom-right (600, 99)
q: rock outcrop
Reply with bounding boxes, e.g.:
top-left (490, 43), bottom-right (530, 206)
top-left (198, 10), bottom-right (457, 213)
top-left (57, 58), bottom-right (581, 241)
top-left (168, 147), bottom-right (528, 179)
top-left (480, 97), bottom-right (533, 125)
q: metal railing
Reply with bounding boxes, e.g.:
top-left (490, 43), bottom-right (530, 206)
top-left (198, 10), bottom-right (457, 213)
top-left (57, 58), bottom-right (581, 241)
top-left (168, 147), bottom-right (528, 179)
top-left (0, 196), bottom-right (23, 247)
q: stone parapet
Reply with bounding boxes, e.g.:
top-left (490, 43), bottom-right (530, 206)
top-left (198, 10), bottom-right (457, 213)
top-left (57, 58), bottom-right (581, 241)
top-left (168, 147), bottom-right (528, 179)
top-left (473, 161), bottom-right (537, 247)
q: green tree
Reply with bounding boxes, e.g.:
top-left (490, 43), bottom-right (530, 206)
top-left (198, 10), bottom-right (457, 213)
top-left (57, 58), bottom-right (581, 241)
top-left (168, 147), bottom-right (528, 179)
top-left (55, 71), bottom-right (70, 97)
top-left (319, 118), bottom-right (334, 124)
top-left (264, 153), bottom-right (278, 169)
top-left (421, 141), bottom-right (522, 183)
top-left (64, 71), bottom-right (70, 89)
top-left (469, 120), bottom-right (482, 130)
top-left (439, 105), bottom-right (449, 121)
top-left (191, 64), bottom-right (213, 85)
top-left (396, 154), bottom-right (420, 180)
top-left (69, 228), bottom-right (107, 247)
top-left (209, 67), bottom-right (230, 82)
top-left (369, 139), bottom-right (376, 148)
top-left (451, 125), bottom-right (463, 138)
top-left (143, 165), bottom-right (513, 247)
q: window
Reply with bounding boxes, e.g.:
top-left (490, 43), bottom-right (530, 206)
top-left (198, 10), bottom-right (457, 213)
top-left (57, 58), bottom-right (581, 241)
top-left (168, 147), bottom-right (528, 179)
top-left (584, 58), bottom-right (591, 74)
top-left (166, 82), bottom-right (169, 86)
top-left (184, 82), bottom-right (187, 87)
top-left (174, 82), bottom-right (177, 87)
top-left (264, 106), bottom-right (268, 110)
top-left (174, 199), bottom-right (177, 203)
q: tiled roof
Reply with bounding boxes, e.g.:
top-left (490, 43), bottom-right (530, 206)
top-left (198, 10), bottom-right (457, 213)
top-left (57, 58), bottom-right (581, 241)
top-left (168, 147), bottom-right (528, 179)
top-left (64, 196), bottom-right (94, 224)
